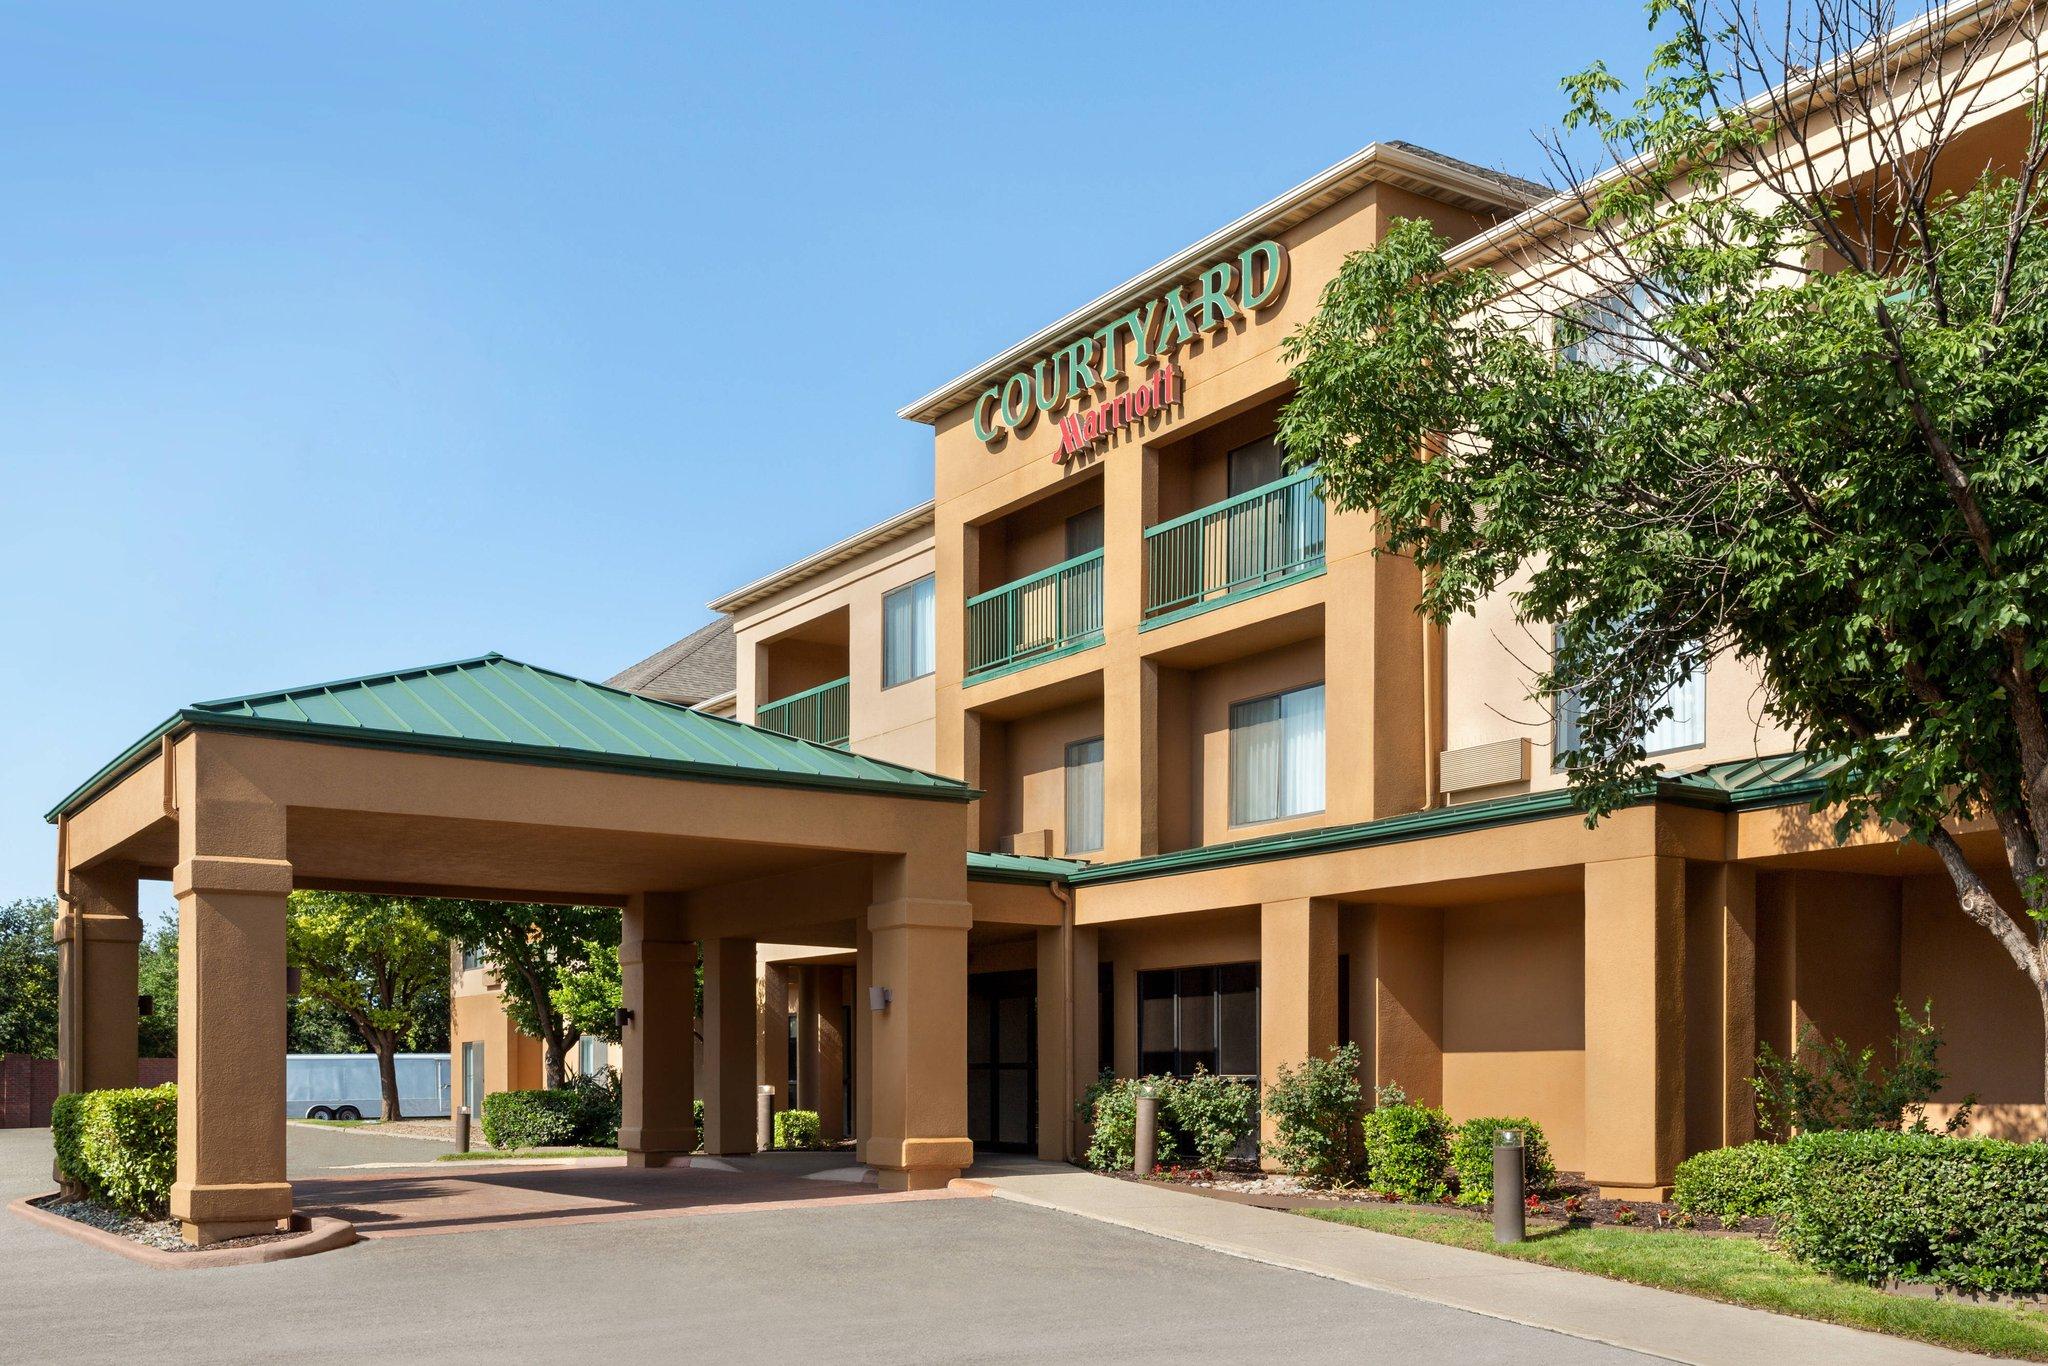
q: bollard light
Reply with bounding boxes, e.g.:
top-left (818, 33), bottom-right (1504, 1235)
top-left (1133, 1084), bottom-right (1161, 1177)
top-left (454, 1106), bottom-right (472, 1154)
top-left (1493, 1128), bottom-right (1526, 1244)
top-left (756, 1084), bottom-right (776, 1151)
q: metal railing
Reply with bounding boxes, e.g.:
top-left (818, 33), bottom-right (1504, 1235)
top-left (754, 676), bottom-right (850, 747)
top-left (965, 548), bottom-right (1104, 677)
top-left (1143, 468), bottom-right (1325, 620)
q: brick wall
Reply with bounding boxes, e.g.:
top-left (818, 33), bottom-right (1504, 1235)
top-left (1, 1056), bottom-right (177, 1128)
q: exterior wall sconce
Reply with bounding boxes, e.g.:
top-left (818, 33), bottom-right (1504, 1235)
top-left (868, 986), bottom-right (891, 1012)
top-left (285, 966), bottom-right (302, 995)
top-left (137, 995), bottom-right (153, 1018)
top-left (614, 1006), bottom-right (634, 1032)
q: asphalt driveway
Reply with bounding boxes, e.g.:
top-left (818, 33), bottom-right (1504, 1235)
top-left (0, 1127), bottom-right (1653, 1364)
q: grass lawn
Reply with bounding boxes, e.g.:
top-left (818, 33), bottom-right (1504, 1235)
top-left (1301, 1206), bottom-right (2048, 1360)
top-left (435, 1147), bottom-right (623, 1162)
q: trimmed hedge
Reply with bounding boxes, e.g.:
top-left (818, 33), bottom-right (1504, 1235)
top-left (1450, 1116), bottom-right (1557, 1206)
top-left (1779, 1129), bottom-right (2048, 1293)
top-left (52, 1084), bottom-right (178, 1218)
top-left (480, 1071), bottom-right (619, 1150)
top-left (1362, 1101), bottom-right (1453, 1202)
top-left (1080, 1071), bottom-right (1260, 1172)
top-left (775, 1109), bottom-right (823, 1150)
top-left (1264, 1044), bottom-right (1367, 1188)
top-left (1672, 1141), bottom-right (1792, 1223)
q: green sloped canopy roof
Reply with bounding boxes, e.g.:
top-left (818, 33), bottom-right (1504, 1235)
top-left (47, 653), bottom-right (974, 821)
top-left (966, 850), bottom-right (1089, 884)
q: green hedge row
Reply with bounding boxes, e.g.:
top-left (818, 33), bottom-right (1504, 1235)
top-left (774, 1109), bottom-right (823, 1150)
top-left (1080, 1071), bottom-right (1259, 1171)
top-left (51, 1084), bottom-right (178, 1218)
top-left (1779, 1130), bottom-right (2048, 1293)
top-left (480, 1070), bottom-right (620, 1149)
top-left (1672, 1141), bottom-right (1792, 1223)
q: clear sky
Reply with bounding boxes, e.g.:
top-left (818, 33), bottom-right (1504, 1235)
top-left (0, 2), bottom-right (1660, 908)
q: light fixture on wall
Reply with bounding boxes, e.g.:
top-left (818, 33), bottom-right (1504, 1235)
top-left (868, 986), bottom-right (892, 1013)
top-left (137, 995), bottom-right (153, 1018)
top-left (615, 1007), bottom-right (634, 1032)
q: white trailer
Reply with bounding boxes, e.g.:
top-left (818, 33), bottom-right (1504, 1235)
top-left (286, 1053), bottom-right (451, 1120)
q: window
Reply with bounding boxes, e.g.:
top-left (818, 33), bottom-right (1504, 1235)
top-left (1138, 963), bottom-right (1259, 1078)
top-left (577, 1035), bottom-right (607, 1077)
top-left (1064, 737), bottom-right (1104, 854)
top-left (1552, 627), bottom-right (1705, 764)
top-left (1065, 506), bottom-right (1104, 557)
top-left (882, 575), bottom-right (936, 687)
top-left (1227, 433), bottom-right (1285, 495)
top-left (1097, 962), bottom-right (1114, 1076)
top-left (1561, 283), bottom-right (1671, 374)
top-left (1229, 683), bottom-right (1325, 825)
top-left (460, 944), bottom-right (485, 972)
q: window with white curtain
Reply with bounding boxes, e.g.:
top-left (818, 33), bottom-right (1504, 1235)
top-left (577, 1035), bottom-right (607, 1077)
top-left (1552, 627), bottom-right (1705, 765)
top-left (1228, 683), bottom-right (1325, 825)
top-left (1064, 737), bottom-right (1104, 854)
top-left (882, 575), bottom-right (936, 687)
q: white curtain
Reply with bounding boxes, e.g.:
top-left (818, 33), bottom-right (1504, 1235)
top-left (1643, 665), bottom-right (1706, 754)
top-left (884, 575), bottom-right (936, 686)
top-left (1065, 738), bottom-right (1104, 854)
top-left (1280, 685), bottom-right (1326, 817)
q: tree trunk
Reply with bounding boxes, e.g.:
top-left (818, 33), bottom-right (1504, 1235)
top-left (375, 1039), bottom-right (403, 1122)
top-left (542, 1034), bottom-right (568, 1089)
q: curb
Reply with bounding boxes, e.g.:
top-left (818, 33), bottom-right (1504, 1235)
top-left (10, 1196), bottom-right (357, 1269)
top-left (286, 1120), bottom-right (457, 1145)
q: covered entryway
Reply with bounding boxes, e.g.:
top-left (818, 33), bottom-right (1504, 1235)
top-left (46, 654), bottom-right (980, 1245)
top-left (966, 970), bottom-right (1035, 1152)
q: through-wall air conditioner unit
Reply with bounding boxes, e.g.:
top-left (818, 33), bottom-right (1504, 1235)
top-left (1438, 737), bottom-right (1531, 797)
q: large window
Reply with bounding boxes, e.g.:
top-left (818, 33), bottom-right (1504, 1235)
top-left (1552, 628), bottom-right (1705, 764)
top-left (1064, 736), bottom-right (1104, 854)
top-left (882, 575), bottom-right (936, 687)
top-left (460, 944), bottom-right (485, 972)
top-left (1138, 963), bottom-right (1259, 1078)
top-left (1227, 433), bottom-right (1285, 495)
top-left (577, 1035), bottom-right (607, 1077)
top-left (1229, 683), bottom-right (1326, 825)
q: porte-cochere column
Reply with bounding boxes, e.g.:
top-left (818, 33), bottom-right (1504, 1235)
top-left (55, 861), bottom-right (142, 1098)
top-left (863, 853), bottom-right (972, 1190)
top-left (619, 892), bottom-right (696, 1167)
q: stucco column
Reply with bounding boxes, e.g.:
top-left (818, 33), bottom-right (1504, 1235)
top-left (854, 917), bottom-right (874, 1161)
top-left (1322, 512), bottom-right (1427, 825)
top-left (1100, 443), bottom-right (1158, 862)
top-left (1584, 856), bottom-right (1687, 1199)
top-left (1033, 925), bottom-right (1070, 1160)
top-left (54, 863), bottom-right (142, 1097)
top-left (701, 936), bottom-right (759, 1155)
top-left (1260, 898), bottom-right (1339, 1164)
top-left (1691, 863), bottom-right (1757, 1151)
top-left (619, 893), bottom-right (695, 1167)
top-left (1370, 905), bottom-right (1443, 1105)
top-left (865, 854), bottom-right (972, 1190)
top-left (814, 967), bottom-right (848, 1143)
top-left (1065, 925), bottom-right (1100, 1159)
top-left (757, 959), bottom-right (790, 1112)
top-left (171, 793), bottom-right (292, 1246)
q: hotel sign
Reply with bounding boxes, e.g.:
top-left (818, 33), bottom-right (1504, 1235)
top-left (970, 239), bottom-right (1288, 462)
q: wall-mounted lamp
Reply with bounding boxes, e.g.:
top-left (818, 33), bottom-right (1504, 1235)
top-left (285, 966), bottom-right (302, 996)
top-left (615, 1006), bottom-right (634, 1032)
top-left (868, 986), bottom-right (892, 1013)
top-left (137, 995), bottom-right (153, 1018)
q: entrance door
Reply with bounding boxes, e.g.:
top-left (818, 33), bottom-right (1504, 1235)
top-left (967, 970), bottom-right (1036, 1152)
top-left (461, 1042), bottom-right (484, 1119)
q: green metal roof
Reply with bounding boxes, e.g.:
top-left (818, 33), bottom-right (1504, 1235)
top-left (1058, 751), bottom-right (1839, 887)
top-left (46, 653), bottom-right (974, 822)
top-left (966, 850), bottom-right (1089, 884)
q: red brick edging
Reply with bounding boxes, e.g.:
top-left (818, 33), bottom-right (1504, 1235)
top-left (9, 1195), bottom-right (357, 1269)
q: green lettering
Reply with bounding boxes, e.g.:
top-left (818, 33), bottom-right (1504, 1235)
top-left (1238, 240), bottom-right (1288, 310)
top-left (971, 386), bottom-right (1003, 442)
top-left (1154, 286), bottom-right (1196, 353)
top-left (1190, 261), bottom-right (1239, 331)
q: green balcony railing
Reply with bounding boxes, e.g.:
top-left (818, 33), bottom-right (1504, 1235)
top-left (1144, 468), bottom-right (1325, 621)
top-left (965, 548), bottom-right (1104, 678)
top-left (755, 676), bottom-right (850, 747)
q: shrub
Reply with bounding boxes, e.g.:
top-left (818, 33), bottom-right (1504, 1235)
top-left (1754, 998), bottom-right (1972, 1137)
top-left (1449, 1116), bottom-right (1556, 1206)
top-left (775, 1109), bottom-right (823, 1150)
top-left (1779, 1129), bottom-right (2048, 1293)
top-left (558, 1068), bottom-right (620, 1147)
top-left (1361, 1098), bottom-right (1453, 1202)
top-left (1671, 1141), bottom-right (1792, 1222)
top-left (1263, 1043), bottom-right (1367, 1187)
top-left (52, 1084), bottom-right (178, 1217)
top-left (481, 1075), bottom-right (619, 1150)
top-left (694, 1097), bottom-right (705, 1151)
top-left (1167, 1068), bottom-right (1259, 1168)
top-left (1084, 1075), bottom-right (1178, 1172)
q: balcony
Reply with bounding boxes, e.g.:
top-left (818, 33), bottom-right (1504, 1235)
top-left (965, 549), bottom-right (1104, 681)
top-left (755, 676), bottom-right (850, 747)
top-left (1143, 468), bottom-right (1326, 625)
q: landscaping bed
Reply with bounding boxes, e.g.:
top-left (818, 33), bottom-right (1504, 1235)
top-left (28, 1194), bottom-right (296, 1254)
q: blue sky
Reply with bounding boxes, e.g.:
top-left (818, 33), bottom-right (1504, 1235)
top-left (0, 2), bottom-right (1660, 908)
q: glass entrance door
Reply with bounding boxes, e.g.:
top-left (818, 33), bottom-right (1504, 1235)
top-left (966, 970), bottom-right (1036, 1153)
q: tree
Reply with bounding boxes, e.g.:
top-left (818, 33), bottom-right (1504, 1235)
top-left (137, 923), bottom-right (178, 1058)
top-left (421, 900), bottom-right (621, 1088)
top-left (1282, 1), bottom-right (2048, 1101)
top-left (0, 897), bottom-right (58, 1056)
top-left (286, 892), bottom-right (449, 1120)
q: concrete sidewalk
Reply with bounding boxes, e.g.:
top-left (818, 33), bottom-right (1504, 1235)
top-left (961, 1159), bottom-right (1981, 1366)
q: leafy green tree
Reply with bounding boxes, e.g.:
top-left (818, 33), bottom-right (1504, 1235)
top-left (286, 892), bottom-right (449, 1119)
top-left (287, 995), bottom-right (363, 1055)
top-left (421, 900), bottom-right (620, 1087)
top-left (0, 897), bottom-right (58, 1056)
top-left (1283, 1), bottom-right (2048, 1100)
top-left (137, 922), bottom-right (178, 1058)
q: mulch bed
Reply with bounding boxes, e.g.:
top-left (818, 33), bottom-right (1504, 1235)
top-left (1121, 1164), bottom-right (1776, 1237)
top-left (29, 1195), bottom-right (297, 1253)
